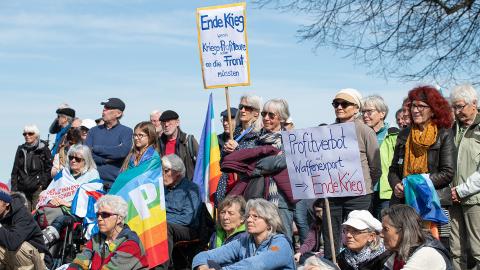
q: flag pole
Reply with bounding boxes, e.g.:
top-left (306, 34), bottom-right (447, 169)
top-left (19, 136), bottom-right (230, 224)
top-left (325, 198), bottom-right (337, 264)
top-left (224, 86), bottom-right (234, 140)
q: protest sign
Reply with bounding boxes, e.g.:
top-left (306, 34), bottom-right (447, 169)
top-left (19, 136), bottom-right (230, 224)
top-left (282, 122), bottom-right (366, 199)
top-left (196, 3), bottom-right (250, 89)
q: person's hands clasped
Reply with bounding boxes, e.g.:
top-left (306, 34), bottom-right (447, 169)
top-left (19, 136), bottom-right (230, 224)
top-left (394, 183), bottom-right (404, 198)
top-left (223, 139), bottom-right (239, 154)
top-left (451, 187), bottom-right (461, 203)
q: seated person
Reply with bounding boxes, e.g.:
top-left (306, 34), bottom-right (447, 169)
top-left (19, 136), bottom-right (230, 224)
top-left (40, 144), bottom-right (100, 246)
top-left (337, 210), bottom-right (390, 270)
top-left (67, 195), bottom-right (148, 270)
top-left (158, 154), bottom-right (202, 269)
top-left (298, 256), bottom-right (340, 270)
top-left (209, 195), bottom-right (247, 249)
top-left (295, 199), bottom-right (324, 264)
top-left (192, 198), bottom-right (296, 270)
top-left (0, 183), bottom-right (52, 269)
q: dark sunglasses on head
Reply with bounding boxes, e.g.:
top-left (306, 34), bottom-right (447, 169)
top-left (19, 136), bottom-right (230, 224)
top-left (332, 101), bottom-right (355, 109)
top-left (22, 132), bottom-right (35, 136)
top-left (96, 211), bottom-right (118, 219)
top-left (238, 104), bottom-right (256, 111)
top-left (68, 156), bottom-right (84, 162)
top-left (261, 111), bottom-right (277, 119)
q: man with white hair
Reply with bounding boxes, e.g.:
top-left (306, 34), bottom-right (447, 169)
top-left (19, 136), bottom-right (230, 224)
top-left (450, 84), bottom-right (480, 270)
top-left (150, 109), bottom-right (163, 136)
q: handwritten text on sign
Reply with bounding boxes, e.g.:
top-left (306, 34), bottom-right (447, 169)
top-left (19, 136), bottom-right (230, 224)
top-left (282, 122), bottom-right (366, 199)
top-left (196, 3), bottom-right (250, 89)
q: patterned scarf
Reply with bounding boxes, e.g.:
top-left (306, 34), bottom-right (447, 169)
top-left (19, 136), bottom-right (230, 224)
top-left (403, 122), bottom-right (438, 177)
top-left (344, 244), bottom-right (386, 270)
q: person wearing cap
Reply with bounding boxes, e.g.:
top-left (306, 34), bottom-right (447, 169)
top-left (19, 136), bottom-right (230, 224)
top-left (86, 98), bottom-right (133, 190)
top-left (51, 106), bottom-right (76, 156)
top-left (336, 210), bottom-right (390, 270)
top-left (79, 118), bottom-right (96, 142)
top-left (150, 109), bottom-right (163, 136)
top-left (218, 107), bottom-right (238, 150)
top-left (324, 88), bottom-right (381, 260)
top-left (0, 183), bottom-right (52, 269)
top-left (11, 124), bottom-right (53, 210)
top-left (158, 110), bottom-right (198, 180)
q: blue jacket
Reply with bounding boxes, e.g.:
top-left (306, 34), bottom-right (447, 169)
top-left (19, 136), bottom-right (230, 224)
top-left (165, 177), bottom-right (201, 227)
top-left (85, 122), bottom-right (132, 183)
top-left (192, 233), bottom-right (296, 270)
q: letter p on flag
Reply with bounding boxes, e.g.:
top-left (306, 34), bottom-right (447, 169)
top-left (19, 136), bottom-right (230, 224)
top-left (129, 183), bottom-right (157, 219)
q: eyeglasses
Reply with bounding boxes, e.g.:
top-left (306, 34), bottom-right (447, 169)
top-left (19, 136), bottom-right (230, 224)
top-left (342, 227), bottom-right (370, 236)
top-left (96, 212), bottom-right (118, 219)
top-left (452, 104), bottom-right (468, 112)
top-left (361, 109), bottom-right (377, 116)
top-left (68, 156), bottom-right (84, 162)
top-left (239, 104), bottom-right (256, 111)
top-left (332, 101), bottom-right (355, 109)
top-left (133, 133), bottom-right (147, 139)
top-left (22, 132), bottom-right (35, 137)
top-left (411, 103), bottom-right (431, 112)
top-left (261, 111), bottom-right (277, 119)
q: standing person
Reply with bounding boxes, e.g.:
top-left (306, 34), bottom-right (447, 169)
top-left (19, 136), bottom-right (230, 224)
top-left (324, 88), bottom-right (381, 259)
top-left (150, 110), bottom-right (163, 136)
top-left (449, 84), bottom-right (480, 270)
top-left (79, 119), bottom-right (96, 142)
top-left (158, 110), bottom-right (198, 180)
top-left (121, 121), bottom-right (159, 171)
top-left (362, 95), bottom-right (398, 219)
top-left (395, 109), bottom-right (408, 129)
top-left (86, 98), bottom-right (133, 191)
top-left (51, 107), bottom-right (76, 156)
top-left (0, 184), bottom-right (52, 269)
top-left (400, 97), bottom-right (412, 128)
top-left (11, 125), bottom-right (53, 210)
top-left (217, 107), bottom-right (238, 150)
top-left (389, 85), bottom-right (454, 248)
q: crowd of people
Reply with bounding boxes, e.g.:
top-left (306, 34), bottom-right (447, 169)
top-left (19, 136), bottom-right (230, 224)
top-left (1, 84), bottom-right (479, 270)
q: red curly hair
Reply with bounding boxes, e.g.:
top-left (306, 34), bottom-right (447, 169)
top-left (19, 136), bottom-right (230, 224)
top-left (408, 85), bottom-right (453, 128)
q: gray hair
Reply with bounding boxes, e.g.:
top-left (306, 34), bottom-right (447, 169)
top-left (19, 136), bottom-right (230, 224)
top-left (235, 94), bottom-right (263, 132)
top-left (150, 110), bottom-right (162, 117)
top-left (96, 195), bottom-right (128, 224)
top-left (450, 84), bottom-right (478, 104)
top-left (263, 98), bottom-right (291, 124)
top-left (23, 124), bottom-right (40, 139)
top-left (298, 256), bottom-right (338, 270)
top-left (381, 204), bottom-right (427, 261)
top-left (162, 154), bottom-right (186, 178)
top-left (66, 144), bottom-right (97, 173)
top-left (218, 195), bottom-right (246, 217)
top-left (362, 95), bottom-right (389, 119)
top-left (245, 198), bottom-right (284, 236)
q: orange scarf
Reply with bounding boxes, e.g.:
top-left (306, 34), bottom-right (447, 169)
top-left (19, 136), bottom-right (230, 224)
top-left (403, 122), bottom-right (438, 177)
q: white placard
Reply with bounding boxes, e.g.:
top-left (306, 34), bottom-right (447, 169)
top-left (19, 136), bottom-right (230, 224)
top-left (282, 122), bottom-right (366, 199)
top-left (196, 3), bottom-right (250, 89)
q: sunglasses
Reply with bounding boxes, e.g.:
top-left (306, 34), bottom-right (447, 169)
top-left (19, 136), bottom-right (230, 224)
top-left (332, 101), bottom-right (355, 109)
top-left (68, 156), bottom-right (84, 162)
top-left (261, 111), bottom-right (277, 119)
top-left (239, 104), bottom-right (256, 111)
top-left (96, 211), bottom-right (118, 219)
top-left (22, 132), bottom-right (35, 136)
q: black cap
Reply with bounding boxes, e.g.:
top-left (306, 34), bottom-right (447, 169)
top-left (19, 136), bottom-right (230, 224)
top-left (220, 108), bottom-right (238, 119)
top-left (160, 110), bottom-right (179, 121)
top-left (56, 108), bottom-right (76, 118)
top-left (100, 98), bottom-right (125, 111)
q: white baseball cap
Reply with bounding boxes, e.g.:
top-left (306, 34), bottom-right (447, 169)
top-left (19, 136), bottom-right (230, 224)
top-left (342, 210), bottom-right (382, 232)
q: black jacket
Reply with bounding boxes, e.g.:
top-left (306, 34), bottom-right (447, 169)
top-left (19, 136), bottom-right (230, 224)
top-left (388, 127), bottom-right (455, 205)
top-left (11, 140), bottom-right (53, 192)
top-left (158, 128), bottom-right (198, 180)
top-left (0, 193), bottom-right (52, 268)
top-left (337, 249), bottom-right (391, 270)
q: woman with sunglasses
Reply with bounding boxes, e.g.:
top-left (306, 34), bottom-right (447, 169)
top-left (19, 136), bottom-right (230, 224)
top-left (389, 85), bottom-right (454, 247)
top-left (121, 121), bottom-right (159, 171)
top-left (68, 195), bottom-right (148, 270)
top-left (41, 144), bottom-right (100, 246)
top-left (11, 124), bottom-right (53, 210)
top-left (323, 88), bottom-right (382, 260)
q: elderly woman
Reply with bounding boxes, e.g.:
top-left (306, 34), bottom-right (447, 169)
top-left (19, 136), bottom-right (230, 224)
top-left (193, 198), bottom-right (295, 270)
top-left (67, 195), bottom-right (148, 270)
top-left (337, 210), bottom-right (390, 270)
top-left (389, 86), bottom-right (454, 245)
top-left (51, 127), bottom-right (83, 177)
top-left (362, 95), bottom-right (398, 219)
top-left (121, 121), bottom-right (159, 171)
top-left (209, 195), bottom-right (247, 249)
top-left (41, 144), bottom-right (100, 245)
top-left (11, 124), bottom-right (53, 210)
top-left (324, 89), bottom-right (381, 259)
top-left (381, 204), bottom-right (452, 269)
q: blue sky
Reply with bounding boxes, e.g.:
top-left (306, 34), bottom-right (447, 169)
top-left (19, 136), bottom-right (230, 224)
top-left (0, 0), bottom-right (423, 181)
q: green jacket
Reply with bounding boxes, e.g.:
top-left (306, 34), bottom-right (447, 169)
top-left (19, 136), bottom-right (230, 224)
top-left (379, 129), bottom-right (398, 199)
top-left (453, 113), bottom-right (480, 205)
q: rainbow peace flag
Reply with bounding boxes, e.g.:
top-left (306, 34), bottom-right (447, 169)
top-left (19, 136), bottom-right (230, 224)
top-left (109, 151), bottom-right (168, 267)
top-left (193, 93), bottom-right (222, 205)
